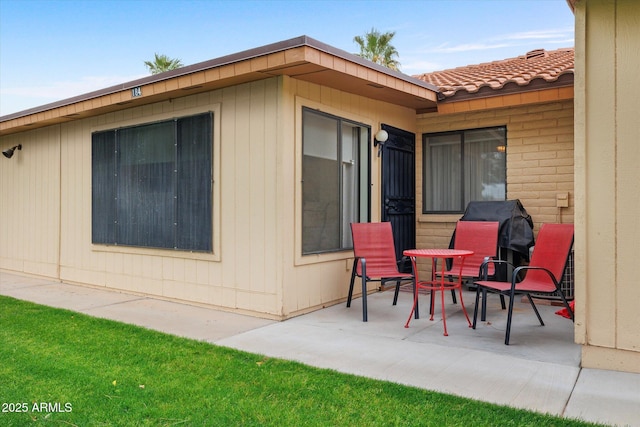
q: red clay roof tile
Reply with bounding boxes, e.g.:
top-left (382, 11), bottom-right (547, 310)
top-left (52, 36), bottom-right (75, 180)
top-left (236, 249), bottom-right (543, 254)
top-left (413, 47), bottom-right (574, 101)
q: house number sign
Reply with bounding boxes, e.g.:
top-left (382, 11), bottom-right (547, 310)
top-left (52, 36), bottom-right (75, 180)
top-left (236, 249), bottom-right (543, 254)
top-left (131, 86), bottom-right (142, 97)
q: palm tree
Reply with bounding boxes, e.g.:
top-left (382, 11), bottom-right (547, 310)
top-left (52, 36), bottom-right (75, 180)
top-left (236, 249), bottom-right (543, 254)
top-left (353, 28), bottom-right (400, 71)
top-left (144, 53), bottom-right (183, 75)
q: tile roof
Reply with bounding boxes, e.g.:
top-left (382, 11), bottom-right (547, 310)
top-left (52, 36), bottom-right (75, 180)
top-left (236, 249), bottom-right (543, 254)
top-left (413, 47), bottom-right (574, 101)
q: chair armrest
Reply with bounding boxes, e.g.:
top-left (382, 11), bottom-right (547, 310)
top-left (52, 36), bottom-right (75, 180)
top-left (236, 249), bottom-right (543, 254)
top-left (479, 258), bottom-right (515, 280)
top-left (511, 265), bottom-right (561, 287)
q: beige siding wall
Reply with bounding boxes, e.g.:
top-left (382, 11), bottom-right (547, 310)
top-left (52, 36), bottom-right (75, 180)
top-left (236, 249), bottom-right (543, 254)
top-left (1, 75), bottom-right (418, 320)
top-left (0, 127), bottom-right (61, 277)
top-left (1, 79), bottom-right (284, 318)
top-left (78, 80), bottom-right (280, 317)
top-left (415, 100), bottom-right (575, 252)
top-left (574, 0), bottom-right (640, 373)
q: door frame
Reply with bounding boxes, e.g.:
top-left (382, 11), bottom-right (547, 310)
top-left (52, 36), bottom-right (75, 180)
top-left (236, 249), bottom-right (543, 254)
top-left (380, 124), bottom-right (416, 272)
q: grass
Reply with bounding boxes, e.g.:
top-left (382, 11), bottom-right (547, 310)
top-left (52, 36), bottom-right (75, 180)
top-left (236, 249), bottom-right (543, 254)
top-left (0, 295), bottom-right (603, 426)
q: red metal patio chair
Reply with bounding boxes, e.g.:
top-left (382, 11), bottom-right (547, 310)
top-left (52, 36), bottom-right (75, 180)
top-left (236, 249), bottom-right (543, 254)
top-left (441, 221), bottom-right (505, 314)
top-left (348, 222), bottom-right (416, 322)
top-left (445, 221), bottom-right (500, 280)
top-left (472, 223), bottom-right (574, 345)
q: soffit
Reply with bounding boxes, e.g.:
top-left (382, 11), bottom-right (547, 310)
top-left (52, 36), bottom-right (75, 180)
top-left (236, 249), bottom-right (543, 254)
top-left (0, 36), bottom-right (439, 136)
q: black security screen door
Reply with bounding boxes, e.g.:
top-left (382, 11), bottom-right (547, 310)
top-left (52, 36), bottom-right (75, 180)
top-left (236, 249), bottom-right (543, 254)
top-left (380, 124), bottom-right (415, 272)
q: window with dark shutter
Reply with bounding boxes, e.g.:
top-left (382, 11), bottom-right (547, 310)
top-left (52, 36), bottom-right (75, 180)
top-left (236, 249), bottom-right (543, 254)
top-left (92, 112), bottom-right (213, 251)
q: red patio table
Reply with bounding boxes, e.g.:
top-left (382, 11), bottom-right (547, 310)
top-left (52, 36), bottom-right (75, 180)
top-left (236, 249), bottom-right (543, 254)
top-left (403, 249), bottom-right (474, 336)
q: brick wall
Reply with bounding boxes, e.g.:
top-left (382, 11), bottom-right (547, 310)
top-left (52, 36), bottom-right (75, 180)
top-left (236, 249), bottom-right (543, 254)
top-left (415, 99), bottom-right (574, 251)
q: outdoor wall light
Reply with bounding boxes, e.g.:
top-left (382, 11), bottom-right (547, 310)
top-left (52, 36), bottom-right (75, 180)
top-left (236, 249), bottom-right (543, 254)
top-left (2, 144), bottom-right (22, 159)
top-left (374, 129), bottom-right (388, 157)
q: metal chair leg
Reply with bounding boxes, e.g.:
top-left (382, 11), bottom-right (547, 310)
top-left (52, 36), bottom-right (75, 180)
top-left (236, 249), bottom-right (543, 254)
top-left (361, 259), bottom-right (368, 322)
top-left (361, 278), bottom-right (368, 322)
top-left (404, 277), bottom-right (421, 328)
top-left (392, 280), bottom-right (400, 305)
top-left (558, 294), bottom-right (574, 322)
top-left (525, 294), bottom-right (545, 326)
top-left (472, 286), bottom-right (481, 329)
top-left (481, 289), bottom-right (488, 321)
top-left (347, 259), bottom-right (358, 308)
top-left (413, 277), bottom-right (419, 319)
top-left (505, 290), bottom-right (516, 345)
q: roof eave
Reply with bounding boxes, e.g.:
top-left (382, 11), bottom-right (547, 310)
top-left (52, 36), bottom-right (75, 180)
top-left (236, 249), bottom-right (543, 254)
top-left (1, 36), bottom-right (440, 136)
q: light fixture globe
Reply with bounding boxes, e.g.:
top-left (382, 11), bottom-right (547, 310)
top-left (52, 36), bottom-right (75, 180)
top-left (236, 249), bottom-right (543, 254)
top-left (374, 129), bottom-right (389, 143)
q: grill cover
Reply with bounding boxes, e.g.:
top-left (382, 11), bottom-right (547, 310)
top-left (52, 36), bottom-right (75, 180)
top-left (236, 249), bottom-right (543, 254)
top-left (457, 200), bottom-right (535, 260)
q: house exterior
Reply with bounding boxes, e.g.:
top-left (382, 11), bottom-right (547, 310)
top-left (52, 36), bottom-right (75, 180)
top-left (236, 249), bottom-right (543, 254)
top-left (0, 37), bottom-right (438, 320)
top-left (2, 0), bottom-right (639, 374)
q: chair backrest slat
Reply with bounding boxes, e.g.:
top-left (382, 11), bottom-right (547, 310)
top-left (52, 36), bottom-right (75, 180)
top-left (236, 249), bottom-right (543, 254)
top-left (351, 222), bottom-right (400, 275)
top-left (452, 221), bottom-right (499, 276)
top-left (524, 223), bottom-right (574, 286)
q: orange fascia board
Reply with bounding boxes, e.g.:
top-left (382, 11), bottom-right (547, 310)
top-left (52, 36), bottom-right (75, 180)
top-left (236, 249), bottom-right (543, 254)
top-left (437, 87), bottom-right (574, 115)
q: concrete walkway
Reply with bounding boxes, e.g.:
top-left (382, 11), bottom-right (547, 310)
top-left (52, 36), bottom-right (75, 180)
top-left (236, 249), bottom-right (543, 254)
top-left (1, 272), bottom-right (638, 426)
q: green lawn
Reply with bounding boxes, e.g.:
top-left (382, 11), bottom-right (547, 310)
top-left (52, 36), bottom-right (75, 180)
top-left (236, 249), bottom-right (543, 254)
top-left (0, 296), bottom-right (602, 426)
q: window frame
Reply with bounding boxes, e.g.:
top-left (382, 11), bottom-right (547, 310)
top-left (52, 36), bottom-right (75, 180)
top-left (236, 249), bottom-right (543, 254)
top-left (300, 106), bottom-right (371, 256)
top-left (422, 126), bottom-right (507, 214)
top-left (90, 110), bottom-right (221, 261)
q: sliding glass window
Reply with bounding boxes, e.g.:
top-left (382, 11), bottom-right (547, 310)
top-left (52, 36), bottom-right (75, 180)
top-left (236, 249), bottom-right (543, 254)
top-left (423, 126), bottom-right (506, 213)
top-left (302, 108), bottom-right (370, 254)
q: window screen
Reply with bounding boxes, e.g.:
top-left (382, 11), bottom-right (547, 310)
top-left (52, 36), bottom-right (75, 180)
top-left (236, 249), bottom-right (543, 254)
top-left (92, 112), bottom-right (212, 251)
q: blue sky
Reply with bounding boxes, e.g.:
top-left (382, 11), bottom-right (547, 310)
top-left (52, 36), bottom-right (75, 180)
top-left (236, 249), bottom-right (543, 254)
top-left (0, 0), bottom-right (574, 116)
